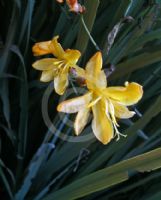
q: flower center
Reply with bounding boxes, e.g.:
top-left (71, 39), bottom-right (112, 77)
top-left (53, 59), bottom-right (69, 75)
top-left (106, 99), bottom-right (127, 141)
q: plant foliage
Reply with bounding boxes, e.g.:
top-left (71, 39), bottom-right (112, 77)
top-left (1, 0), bottom-right (161, 199)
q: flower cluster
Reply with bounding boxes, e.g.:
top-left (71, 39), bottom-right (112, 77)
top-left (32, 36), bottom-right (143, 144)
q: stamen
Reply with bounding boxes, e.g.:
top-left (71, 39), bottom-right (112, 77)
top-left (108, 100), bottom-right (119, 127)
top-left (57, 62), bottom-right (65, 69)
top-left (106, 99), bottom-right (127, 141)
top-left (53, 62), bottom-right (67, 75)
top-left (87, 96), bottom-right (101, 108)
top-left (113, 123), bottom-right (127, 141)
top-left (53, 60), bottom-right (64, 65)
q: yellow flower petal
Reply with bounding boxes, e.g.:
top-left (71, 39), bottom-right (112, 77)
top-left (63, 49), bottom-right (81, 65)
top-left (74, 65), bottom-right (86, 77)
top-left (57, 92), bottom-right (92, 113)
top-left (108, 100), bottom-right (119, 127)
top-left (74, 108), bottom-right (90, 135)
top-left (51, 36), bottom-right (65, 58)
top-left (96, 70), bottom-right (107, 88)
top-left (85, 52), bottom-right (107, 89)
top-left (86, 70), bottom-right (107, 90)
top-left (86, 51), bottom-right (102, 78)
top-left (32, 41), bottom-right (52, 56)
top-left (32, 58), bottom-right (57, 71)
top-left (104, 82), bottom-right (143, 106)
top-left (92, 100), bottom-right (114, 144)
top-left (112, 101), bottom-right (135, 119)
top-left (54, 68), bottom-right (69, 95)
top-left (40, 70), bottom-right (54, 82)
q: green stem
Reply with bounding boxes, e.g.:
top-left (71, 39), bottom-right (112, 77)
top-left (75, 0), bottom-right (99, 54)
top-left (80, 15), bottom-right (100, 51)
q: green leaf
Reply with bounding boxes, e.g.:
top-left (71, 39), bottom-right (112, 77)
top-left (75, 0), bottom-right (99, 54)
top-left (43, 148), bottom-right (161, 200)
top-left (0, 166), bottom-right (13, 199)
top-left (143, 191), bottom-right (161, 200)
top-left (11, 46), bottom-right (28, 158)
top-left (110, 47), bottom-right (161, 80)
top-left (109, 0), bottom-right (130, 29)
top-left (18, 0), bottom-right (35, 52)
top-left (14, 144), bottom-right (53, 200)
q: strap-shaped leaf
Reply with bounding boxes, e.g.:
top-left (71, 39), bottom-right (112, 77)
top-left (43, 147), bottom-right (161, 200)
top-left (75, 0), bottom-right (99, 54)
top-left (110, 47), bottom-right (161, 80)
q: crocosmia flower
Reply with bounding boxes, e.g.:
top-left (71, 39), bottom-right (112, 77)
top-left (32, 36), bottom-right (81, 95)
top-left (56, 0), bottom-right (85, 13)
top-left (57, 52), bottom-right (143, 144)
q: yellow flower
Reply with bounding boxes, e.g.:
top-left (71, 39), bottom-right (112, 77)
top-left (32, 36), bottom-right (81, 95)
top-left (57, 52), bottom-right (143, 144)
top-left (32, 40), bottom-right (54, 56)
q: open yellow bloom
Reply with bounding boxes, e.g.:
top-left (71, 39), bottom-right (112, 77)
top-left (57, 52), bottom-right (143, 144)
top-left (32, 36), bottom-right (81, 95)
